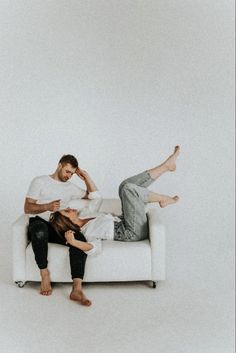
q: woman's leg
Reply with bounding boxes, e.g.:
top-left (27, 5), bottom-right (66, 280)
top-left (147, 145), bottom-right (180, 180)
top-left (114, 182), bottom-right (150, 241)
top-left (115, 146), bottom-right (180, 241)
top-left (148, 191), bottom-right (179, 207)
top-left (114, 184), bottom-right (179, 241)
top-left (119, 170), bottom-right (154, 189)
top-left (119, 145), bottom-right (180, 191)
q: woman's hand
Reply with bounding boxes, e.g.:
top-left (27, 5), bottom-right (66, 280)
top-left (64, 230), bottom-right (75, 246)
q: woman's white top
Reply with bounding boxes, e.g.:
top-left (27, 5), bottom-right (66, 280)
top-left (69, 195), bottom-right (121, 256)
top-left (81, 214), bottom-right (115, 256)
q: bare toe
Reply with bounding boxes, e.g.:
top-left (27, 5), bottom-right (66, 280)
top-left (174, 145), bottom-right (180, 154)
top-left (70, 291), bottom-right (92, 307)
top-left (81, 298), bottom-right (92, 306)
top-left (40, 275), bottom-right (52, 296)
top-left (165, 146), bottom-right (180, 171)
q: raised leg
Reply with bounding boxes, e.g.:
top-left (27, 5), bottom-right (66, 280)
top-left (118, 146), bottom-right (180, 192)
top-left (148, 191), bottom-right (179, 207)
top-left (148, 145), bottom-right (180, 180)
top-left (115, 182), bottom-right (149, 241)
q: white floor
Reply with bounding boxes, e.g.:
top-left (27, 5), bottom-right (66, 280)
top-left (0, 232), bottom-right (234, 353)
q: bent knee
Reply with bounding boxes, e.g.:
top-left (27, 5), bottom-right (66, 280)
top-left (119, 181), bottom-right (135, 193)
top-left (29, 222), bottom-right (48, 240)
top-left (118, 180), bottom-right (127, 195)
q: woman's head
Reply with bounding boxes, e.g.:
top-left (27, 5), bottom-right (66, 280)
top-left (49, 208), bottom-right (80, 235)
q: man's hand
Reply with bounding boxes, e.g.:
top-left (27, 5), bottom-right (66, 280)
top-left (76, 167), bottom-right (90, 181)
top-left (64, 230), bottom-right (75, 246)
top-left (76, 167), bottom-right (98, 197)
top-left (47, 199), bottom-right (61, 212)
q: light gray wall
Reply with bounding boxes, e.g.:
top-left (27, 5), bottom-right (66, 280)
top-left (0, 1), bottom-right (234, 286)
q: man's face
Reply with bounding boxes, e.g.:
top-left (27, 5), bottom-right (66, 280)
top-left (58, 163), bottom-right (77, 182)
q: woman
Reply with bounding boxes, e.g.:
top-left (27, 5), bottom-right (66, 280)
top-left (50, 146), bottom-right (180, 286)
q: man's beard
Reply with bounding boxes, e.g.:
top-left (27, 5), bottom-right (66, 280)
top-left (58, 172), bottom-right (68, 182)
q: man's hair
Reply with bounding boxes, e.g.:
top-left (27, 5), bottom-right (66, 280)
top-left (59, 155), bottom-right (78, 168)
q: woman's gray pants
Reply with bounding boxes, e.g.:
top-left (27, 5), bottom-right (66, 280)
top-left (114, 170), bottom-right (154, 242)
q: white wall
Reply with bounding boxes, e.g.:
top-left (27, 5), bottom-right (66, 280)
top-left (0, 1), bottom-right (234, 287)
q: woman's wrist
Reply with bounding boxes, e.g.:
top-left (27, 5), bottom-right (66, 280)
top-left (70, 238), bottom-right (76, 247)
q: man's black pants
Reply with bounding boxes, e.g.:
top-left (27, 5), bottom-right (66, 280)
top-left (27, 216), bottom-right (87, 280)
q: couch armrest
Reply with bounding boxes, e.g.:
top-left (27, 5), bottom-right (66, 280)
top-left (12, 214), bottom-right (29, 282)
top-left (147, 208), bottom-right (166, 280)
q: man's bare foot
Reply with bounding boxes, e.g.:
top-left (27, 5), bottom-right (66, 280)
top-left (165, 145), bottom-right (180, 171)
top-left (159, 195), bottom-right (179, 208)
top-left (40, 269), bottom-right (52, 296)
top-left (70, 290), bottom-right (92, 306)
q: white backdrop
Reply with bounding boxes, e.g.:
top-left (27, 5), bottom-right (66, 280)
top-left (0, 1), bottom-right (234, 289)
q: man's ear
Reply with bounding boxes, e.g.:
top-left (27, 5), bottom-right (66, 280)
top-left (57, 163), bottom-right (62, 171)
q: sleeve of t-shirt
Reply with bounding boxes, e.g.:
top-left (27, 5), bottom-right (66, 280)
top-left (70, 184), bottom-right (87, 199)
top-left (25, 177), bottom-right (42, 200)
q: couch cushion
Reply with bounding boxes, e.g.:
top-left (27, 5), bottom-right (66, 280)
top-left (25, 239), bottom-right (152, 282)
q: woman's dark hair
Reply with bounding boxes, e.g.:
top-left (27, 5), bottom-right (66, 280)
top-left (59, 155), bottom-right (78, 168)
top-left (49, 211), bottom-right (80, 236)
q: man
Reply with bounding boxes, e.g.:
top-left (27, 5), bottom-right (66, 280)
top-left (24, 154), bottom-right (100, 306)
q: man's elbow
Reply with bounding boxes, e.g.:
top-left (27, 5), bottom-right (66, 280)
top-left (24, 202), bottom-right (30, 214)
top-left (88, 191), bottom-right (102, 200)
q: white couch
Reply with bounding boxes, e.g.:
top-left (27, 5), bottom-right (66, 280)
top-left (12, 199), bottom-right (166, 288)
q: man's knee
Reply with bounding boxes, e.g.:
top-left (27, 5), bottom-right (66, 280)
top-left (29, 221), bottom-right (48, 241)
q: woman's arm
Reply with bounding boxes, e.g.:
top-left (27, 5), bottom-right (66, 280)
top-left (64, 230), bottom-right (93, 251)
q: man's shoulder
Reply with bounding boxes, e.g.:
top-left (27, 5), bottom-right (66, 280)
top-left (31, 175), bottom-right (49, 183)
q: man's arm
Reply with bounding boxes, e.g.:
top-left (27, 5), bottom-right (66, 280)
top-left (76, 168), bottom-right (98, 199)
top-left (24, 198), bottom-right (61, 214)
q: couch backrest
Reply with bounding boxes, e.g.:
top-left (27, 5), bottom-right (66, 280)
top-left (100, 199), bottom-right (158, 212)
top-left (68, 198), bottom-right (122, 214)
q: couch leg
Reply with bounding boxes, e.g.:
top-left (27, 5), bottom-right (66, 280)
top-left (152, 281), bottom-right (157, 289)
top-left (15, 281), bottom-right (26, 288)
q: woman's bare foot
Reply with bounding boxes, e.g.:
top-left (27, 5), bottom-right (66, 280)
top-left (40, 269), bottom-right (52, 296)
top-left (70, 290), bottom-right (92, 306)
top-left (159, 195), bottom-right (179, 208)
top-left (165, 145), bottom-right (180, 171)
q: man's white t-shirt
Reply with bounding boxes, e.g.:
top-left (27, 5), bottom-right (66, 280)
top-left (26, 175), bottom-right (86, 220)
top-left (25, 175), bottom-right (108, 256)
